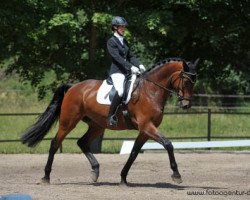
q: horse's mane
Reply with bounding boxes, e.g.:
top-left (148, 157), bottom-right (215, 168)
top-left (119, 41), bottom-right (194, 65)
top-left (137, 57), bottom-right (185, 91)
top-left (146, 57), bottom-right (184, 72)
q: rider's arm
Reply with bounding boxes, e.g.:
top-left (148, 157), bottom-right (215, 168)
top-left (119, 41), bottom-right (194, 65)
top-left (107, 38), bottom-right (133, 73)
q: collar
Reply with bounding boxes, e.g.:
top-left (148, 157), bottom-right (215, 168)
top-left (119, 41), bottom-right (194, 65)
top-left (114, 32), bottom-right (124, 45)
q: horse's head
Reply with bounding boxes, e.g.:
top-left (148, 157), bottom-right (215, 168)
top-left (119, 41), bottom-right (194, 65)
top-left (171, 58), bottom-right (199, 109)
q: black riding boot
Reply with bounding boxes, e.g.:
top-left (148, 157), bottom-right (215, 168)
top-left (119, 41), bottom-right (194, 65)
top-left (107, 92), bottom-right (122, 127)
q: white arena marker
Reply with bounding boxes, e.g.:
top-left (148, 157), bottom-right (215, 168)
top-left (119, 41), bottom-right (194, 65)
top-left (120, 141), bottom-right (135, 154)
top-left (120, 140), bottom-right (250, 154)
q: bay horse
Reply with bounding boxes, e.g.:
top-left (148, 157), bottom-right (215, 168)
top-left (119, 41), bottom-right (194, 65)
top-left (21, 58), bottom-right (199, 185)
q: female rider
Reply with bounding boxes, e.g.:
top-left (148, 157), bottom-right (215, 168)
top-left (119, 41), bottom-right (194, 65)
top-left (107, 16), bottom-right (145, 126)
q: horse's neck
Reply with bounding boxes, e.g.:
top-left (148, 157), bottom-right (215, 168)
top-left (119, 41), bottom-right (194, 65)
top-left (147, 62), bottom-right (180, 85)
top-left (144, 62), bottom-right (182, 107)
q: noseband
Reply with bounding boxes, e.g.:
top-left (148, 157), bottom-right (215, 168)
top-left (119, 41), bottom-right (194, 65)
top-left (145, 71), bottom-right (197, 101)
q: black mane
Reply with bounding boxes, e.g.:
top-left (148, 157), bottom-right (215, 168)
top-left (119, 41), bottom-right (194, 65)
top-left (146, 57), bottom-right (185, 72)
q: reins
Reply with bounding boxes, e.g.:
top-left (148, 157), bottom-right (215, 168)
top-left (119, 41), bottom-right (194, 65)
top-left (144, 77), bottom-right (176, 94)
top-left (143, 70), bottom-right (197, 100)
top-left (144, 70), bottom-right (181, 95)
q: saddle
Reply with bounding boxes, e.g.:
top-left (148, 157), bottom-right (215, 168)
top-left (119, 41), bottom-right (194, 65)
top-left (96, 74), bottom-right (138, 105)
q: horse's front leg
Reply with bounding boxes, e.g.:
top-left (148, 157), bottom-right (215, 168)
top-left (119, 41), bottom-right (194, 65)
top-left (158, 135), bottom-right (182, 183)
top-left (142, 123), bottom-right (182, 184)
top-left (120, 133), bottom-right (148, 185)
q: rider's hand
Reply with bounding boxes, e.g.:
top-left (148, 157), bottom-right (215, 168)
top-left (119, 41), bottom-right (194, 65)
top-left (139, 64), bottom-right (146, 72)
top-left (131, 66), bottom-right (140, 74)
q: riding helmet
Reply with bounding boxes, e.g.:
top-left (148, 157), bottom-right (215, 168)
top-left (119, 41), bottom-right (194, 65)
top-left (111, 16), bottom-right (128, 27)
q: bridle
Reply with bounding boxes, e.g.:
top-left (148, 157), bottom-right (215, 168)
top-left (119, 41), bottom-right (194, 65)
top-left (144, 71), bottom-right (197, 101)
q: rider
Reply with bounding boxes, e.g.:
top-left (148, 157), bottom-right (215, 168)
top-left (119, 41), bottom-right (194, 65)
top-left (107, 16), bottom-right (146, 127)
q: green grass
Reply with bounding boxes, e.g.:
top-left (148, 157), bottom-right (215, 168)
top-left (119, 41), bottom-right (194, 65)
top-left (0, 113), bottom-right (249, 153)
top-left (0, 73), bottom-right (250, 153)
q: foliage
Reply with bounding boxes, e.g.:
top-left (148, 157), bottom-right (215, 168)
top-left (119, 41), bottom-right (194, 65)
top-left (0, 0), bottom-right (249, 98)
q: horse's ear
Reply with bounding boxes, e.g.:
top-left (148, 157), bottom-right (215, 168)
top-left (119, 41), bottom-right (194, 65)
top-left (183, 61), bottom-right (189, 72)
top-left (193, 58), bottom-right (200, 69)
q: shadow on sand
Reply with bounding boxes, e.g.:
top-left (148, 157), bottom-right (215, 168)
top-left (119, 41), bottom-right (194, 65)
top-left (56, 181), bottom-right (226, 191)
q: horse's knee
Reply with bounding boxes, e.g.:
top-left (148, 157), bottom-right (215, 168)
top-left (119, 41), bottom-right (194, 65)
top-left (158, 136), bottom-right (173, 151)
top-left (166, 141), bottom-right (174, 152)
top-left (158, 136), bottom-right (178, 171)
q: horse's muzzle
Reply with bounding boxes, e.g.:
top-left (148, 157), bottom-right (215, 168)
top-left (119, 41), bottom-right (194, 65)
top-left (180, 99), bottom-right (191, 109)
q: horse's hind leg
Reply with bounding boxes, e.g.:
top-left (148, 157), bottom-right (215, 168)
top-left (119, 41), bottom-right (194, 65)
top-left (77, 122), bottom-right (105, 183)
top-left (42, 114), bottom-right (82, 183)
top-left (42, 137), bottom-right (58, 183)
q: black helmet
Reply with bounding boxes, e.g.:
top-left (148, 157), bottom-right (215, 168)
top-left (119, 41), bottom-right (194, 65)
top-left (111, 16), bottom-right (128, 27)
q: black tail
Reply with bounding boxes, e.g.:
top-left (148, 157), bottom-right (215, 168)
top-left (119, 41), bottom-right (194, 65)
top-left (21, 83), bottom-right (73, 147)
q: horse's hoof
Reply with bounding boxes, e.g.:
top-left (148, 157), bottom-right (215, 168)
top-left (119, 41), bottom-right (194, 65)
top-left (171, 174), bottom-right (183, 184)
top-left (119, 179), bottom-right (128, 187)
top-left (40, 177), bottom-right (50, 184)
top-left (91, 169), bottom-right (99, 182)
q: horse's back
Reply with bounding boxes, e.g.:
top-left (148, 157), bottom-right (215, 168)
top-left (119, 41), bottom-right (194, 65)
top-left (67, 79), bottom-right (102, 95)
top-left (60, 79), bottom-right (102, 108)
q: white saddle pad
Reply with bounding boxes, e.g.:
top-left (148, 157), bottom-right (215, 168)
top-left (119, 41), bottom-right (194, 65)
top-left (97, 74), bottom-right (137, 105)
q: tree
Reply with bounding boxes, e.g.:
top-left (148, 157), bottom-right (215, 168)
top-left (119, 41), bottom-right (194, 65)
top-left (0, 0), bottom-right (249, 98)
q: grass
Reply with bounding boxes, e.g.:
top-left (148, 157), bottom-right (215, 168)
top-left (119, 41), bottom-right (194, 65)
top-left (0, 112), bottom-right (249, 153)
top-left (0, 73), bottom-right (250, 153)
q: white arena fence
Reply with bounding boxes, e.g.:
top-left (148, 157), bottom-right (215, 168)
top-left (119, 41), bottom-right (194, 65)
top-left (120, 140), bottom-right (250, 154)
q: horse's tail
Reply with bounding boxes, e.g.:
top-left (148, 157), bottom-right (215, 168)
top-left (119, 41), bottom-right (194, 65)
top-left (21, 83), bottom-right (73, 147)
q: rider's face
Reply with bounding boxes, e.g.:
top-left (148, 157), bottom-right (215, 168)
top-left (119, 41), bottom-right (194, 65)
top-left (116, 25), bottom-right (126, 36)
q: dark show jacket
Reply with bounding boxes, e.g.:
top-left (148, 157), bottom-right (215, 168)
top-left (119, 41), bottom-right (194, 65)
top-left (107, 35), bottom-right (140, 75)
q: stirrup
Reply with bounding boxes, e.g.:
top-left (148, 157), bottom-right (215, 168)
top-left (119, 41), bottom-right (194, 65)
top-left (107, 115), bottom-right (118, 127)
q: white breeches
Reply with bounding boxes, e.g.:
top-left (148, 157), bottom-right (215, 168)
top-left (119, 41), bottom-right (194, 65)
top-left (110, 73), bottom-right (125, 97)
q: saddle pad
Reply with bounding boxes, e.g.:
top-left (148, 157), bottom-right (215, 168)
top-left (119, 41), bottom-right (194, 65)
top-left (96, 74), bottom-right (137, 105)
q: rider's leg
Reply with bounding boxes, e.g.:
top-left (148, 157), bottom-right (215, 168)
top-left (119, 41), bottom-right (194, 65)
top-left (111, 73), bottom-right (125, 97)
top-left (107, 73), bottom-right (125, 126)
top-left (107, 92), bottom-right (122, 126)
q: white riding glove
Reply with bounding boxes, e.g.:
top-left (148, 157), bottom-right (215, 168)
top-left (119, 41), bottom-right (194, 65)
top-left (131, 66), bottom-right (140, 74)
top-left (139, 64), bottom-right (146, 72)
